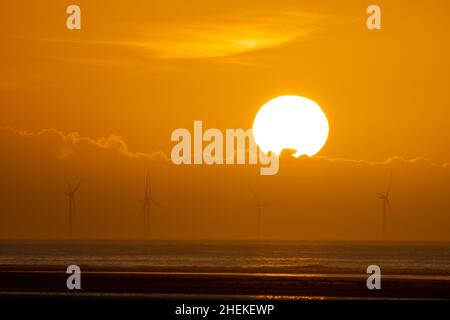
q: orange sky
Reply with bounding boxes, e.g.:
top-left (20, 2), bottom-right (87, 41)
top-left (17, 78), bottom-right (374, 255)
top-left (0, 0), bottom-right (449, 240)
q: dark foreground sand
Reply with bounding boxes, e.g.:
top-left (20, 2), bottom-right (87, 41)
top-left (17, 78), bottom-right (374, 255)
top-left (0, 266), bottom-right (449, 299)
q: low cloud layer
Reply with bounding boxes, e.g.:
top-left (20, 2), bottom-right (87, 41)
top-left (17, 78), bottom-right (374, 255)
top-left (1, 125), bottom-right (449, 241)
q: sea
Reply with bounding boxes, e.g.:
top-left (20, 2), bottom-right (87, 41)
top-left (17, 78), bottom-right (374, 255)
top-left (1, 241), bottom-right (449, 277)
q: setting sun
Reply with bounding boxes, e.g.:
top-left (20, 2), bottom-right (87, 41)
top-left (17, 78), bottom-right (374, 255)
top-left (252, 96), bottom-right (329, 157)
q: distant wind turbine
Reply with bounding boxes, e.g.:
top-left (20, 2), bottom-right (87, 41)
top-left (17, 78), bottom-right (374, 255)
top-left (252, 190), bottom-right (270, 240)
top-left (64, 177), bottom-right (81, 237)
top-left (141, 173), bottom-right (162, 237)
top-left (377, 174), bottom-right (392, 241)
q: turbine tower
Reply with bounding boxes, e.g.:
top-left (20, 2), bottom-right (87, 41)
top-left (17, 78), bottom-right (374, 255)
top-left (377, 174), bottom-right (392, 241)
top-left (141, 173), bottom-right (162, 237)
top-left (252, 190), bottom-right (270, 240)
top-left (64, 177), bottom-right (81, 237)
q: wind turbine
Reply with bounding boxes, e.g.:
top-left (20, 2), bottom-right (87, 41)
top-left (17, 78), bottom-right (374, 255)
top-left (64, 177), bottom-right (81, 237)
top-left (141, 173), bottom-right (162, 237)
top-left (252, 190), bottom-right (270, 240)
top-left (377, 174), bottom-right (392, 241)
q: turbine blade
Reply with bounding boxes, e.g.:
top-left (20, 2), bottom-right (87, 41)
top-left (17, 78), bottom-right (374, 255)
top-left (145, 172), bottom-right (149, 197)
top-left (261, 202), bottom-right (271, 207)
top-left (250, 189), bottom-right (260, 203)
top-left (73, 179), bottom-right (81, 192)
top-left (64, 176), bottom-right (73, 192)
top-left (152, 199), bottom-right (162, 208)
top-left (148, 175), bottom-right (152, 198)
top-left (386, 173), bottom-right (393, 196)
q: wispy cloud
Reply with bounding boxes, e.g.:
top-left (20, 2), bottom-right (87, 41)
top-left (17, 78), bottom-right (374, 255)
top-left (143, 13), bottom-right (318, 59)
top-left (37, 10), bottom-right (326, 60)
top-left (316, 155), bottom-right (450, 169)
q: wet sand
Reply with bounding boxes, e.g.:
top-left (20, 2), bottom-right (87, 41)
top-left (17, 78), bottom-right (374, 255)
top-left (0, 266), bottom-right (449, 299)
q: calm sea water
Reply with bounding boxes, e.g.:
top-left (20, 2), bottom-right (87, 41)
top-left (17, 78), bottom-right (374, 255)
top-left (0, 241), bottom-right (449, 276)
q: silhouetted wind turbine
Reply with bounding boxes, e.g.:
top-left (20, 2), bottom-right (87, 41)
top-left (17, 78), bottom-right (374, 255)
top-left (252, 190), bottom-right (270, 240)
top-left (141, 173), bottom-right (162, 237)
top-left (377, 174), bottom-right (392, 241)
top-left (64, 177), bottom-right (81, 237)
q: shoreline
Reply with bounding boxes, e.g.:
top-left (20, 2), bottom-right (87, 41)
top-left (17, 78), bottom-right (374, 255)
top-left (2, 264), bottom-right (450, 277)
top-left (2, 269), bottom-right (450, 281)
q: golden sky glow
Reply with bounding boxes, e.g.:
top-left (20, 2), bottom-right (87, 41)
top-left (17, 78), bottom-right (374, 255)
top-left (0, 0), bottom-right (449, 240)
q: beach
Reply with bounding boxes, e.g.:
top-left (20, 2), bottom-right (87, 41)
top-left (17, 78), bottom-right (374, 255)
top-left (0, 241), bottom-right (449, 299)
top-left (1, 268), bottom-right (450, 299)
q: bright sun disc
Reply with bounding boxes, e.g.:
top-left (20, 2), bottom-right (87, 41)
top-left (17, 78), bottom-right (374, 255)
top-left (252, 95), bottom-right (329, 157)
